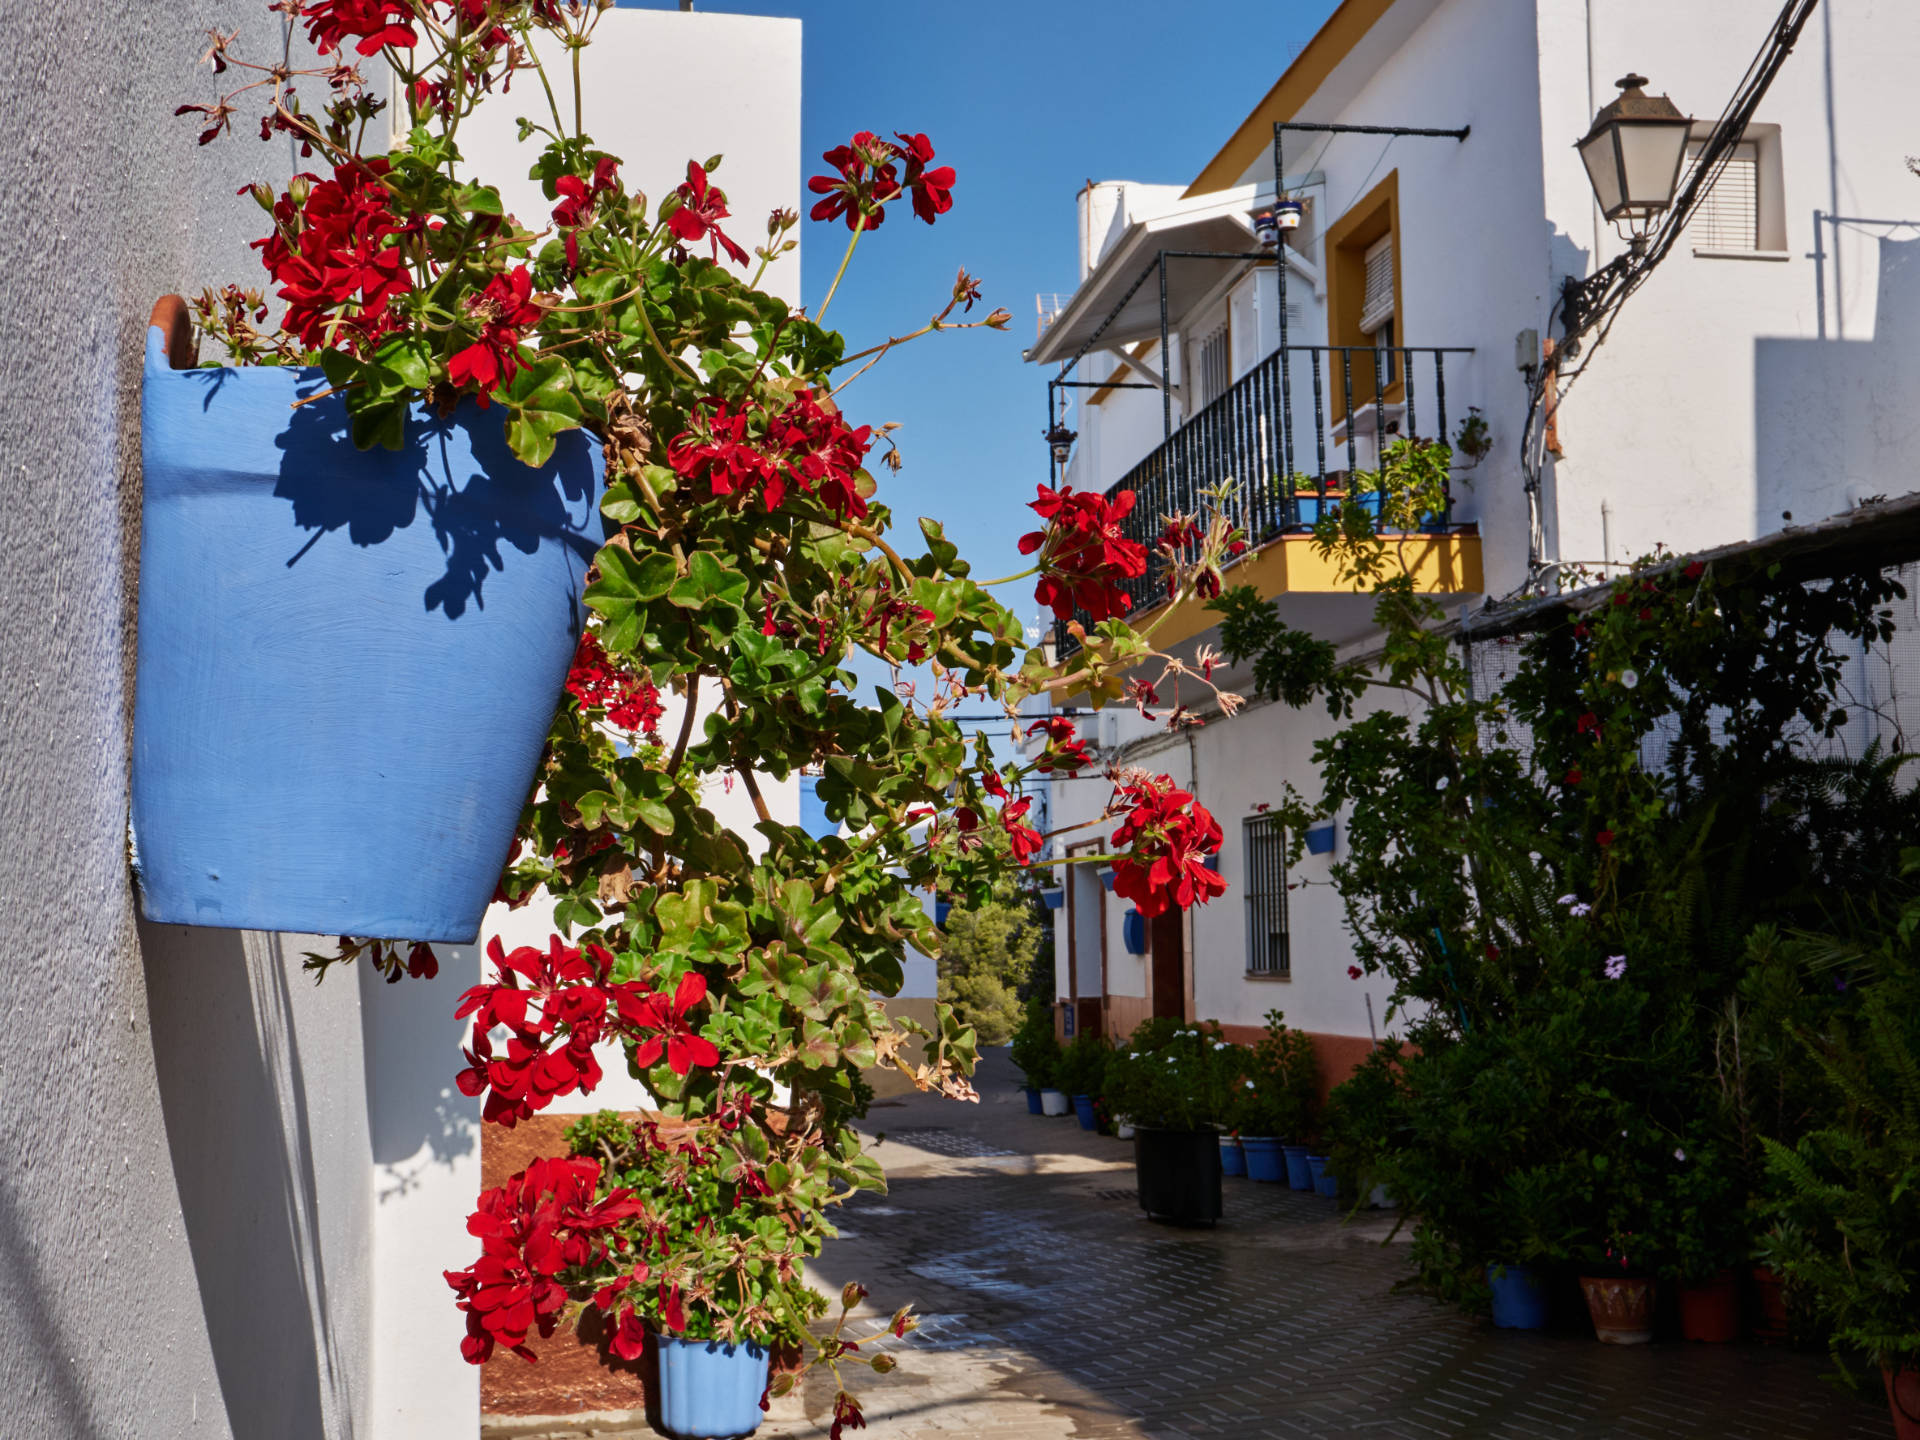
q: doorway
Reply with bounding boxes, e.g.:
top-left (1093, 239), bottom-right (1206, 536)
top-left (1149, 907), bottom-right (1186, 1020)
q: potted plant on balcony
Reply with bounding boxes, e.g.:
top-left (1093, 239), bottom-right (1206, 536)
top-left (1105, 1019), bottom-right (1234, 1224)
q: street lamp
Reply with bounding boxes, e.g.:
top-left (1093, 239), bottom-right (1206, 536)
top-left (1045, 419), bottom-right (1077, 469)
top-left (1576, 74), bottom-right (1693, 238)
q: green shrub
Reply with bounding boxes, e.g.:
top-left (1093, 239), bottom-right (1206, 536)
top-left (1009, 995), bottom-right (1061, 1090)
top-left (1056, 1032), bottom-right (1111, 1098)
top-left (937, 891), bottom-right (1041, 1045)
top-left (1104, 1019), bottom-right (1238, 1131)
top-left (1226, 1009), bottom-right (1319, 1141)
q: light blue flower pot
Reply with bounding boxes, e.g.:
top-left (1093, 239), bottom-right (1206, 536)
top-left (1487, 1264), bottom-right (1550, 1331)
top-left (133, 318), bottom-right (603, 941)
top-left (1241, 1136), bottom-right (1285, 1183)
top-left (1074, 1094), bottom-right (1098, 1130)
top-left (1282, 1144), bottom-right (1315, 1190)
top-left (1308, 1155), bottom-right (1338, 1198)
top-left (1219, 1134), bottom-right (1246, 1177)
top-left (655, 1334), bottom-right (770, 1438)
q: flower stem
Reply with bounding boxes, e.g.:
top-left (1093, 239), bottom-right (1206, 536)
top-left (815, 215), bottom-right (866, 322)
top-left (972, 565), bottom-right (1040, 588)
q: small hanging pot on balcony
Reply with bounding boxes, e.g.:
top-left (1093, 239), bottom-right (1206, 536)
top-left (1275, 198), bottom-right (1305, 229)
top-left (131, 296), bottom-right (605, 942)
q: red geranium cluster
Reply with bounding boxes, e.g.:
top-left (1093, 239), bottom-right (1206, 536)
top-left (252, 159), bottom-right (414, 354)
top-left (1108, 773), bottom-right (1226, 918)
top-left (444, 1155), bottom-right (641, 1363)
top-left (1018, 484), bottom-right (1149, 622)
top-left (455, 937), bottom-right (720, 1126)
top-left (299, 0), bottom-right (419, 56)
top-left (565, 631), bottom-right (665, 735)
top-left (981, 770), bottom-right (1044, 865)
top-left (667, 390), bottom-right (872, 519)
top-left (448, 264), bottom-right (544, 398)
top-left (666, 161), bottom-right (750, 266)
top-left (552, 156), bottom-right (621, 271)
top-left (807, 131), bottom-right (955, 231)
top-left (1027, 716), bottom-right (1093, 774)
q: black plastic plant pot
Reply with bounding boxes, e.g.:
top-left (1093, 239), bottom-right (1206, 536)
top-left (1133, 1127), bottom-right (1223, 1225)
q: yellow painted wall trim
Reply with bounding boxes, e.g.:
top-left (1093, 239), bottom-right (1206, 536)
top-left (1136, 528), bottom-right (1484, 654)
top-left (1184, 0), bottom-right (1398, 199)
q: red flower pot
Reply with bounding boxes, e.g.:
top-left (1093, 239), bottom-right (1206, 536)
top-left (1580, 1274), bottom-right (1655, 1345)
top-left (1884, 1366), bottom-right (1920, 1440)
top-left (1678, 1269), bottom-right (1740, 1343)
top-left (1750, 1265), bottom-right (1790, 1343)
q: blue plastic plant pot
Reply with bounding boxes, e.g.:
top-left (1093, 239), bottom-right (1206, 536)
top-left (1099, 867), bottom-right (1116, 891)
top-left (654, 1333), bottom-right (770, 1439)
top-left (1304, 823), bottom-right (1336, 855)
top-left (1024, 1087), bottom-right (1044, 1115)
top-left (1042, 887), bottom-right (1066, 910)
top-left (1218, 1134), bottom-right (1246, 1178)
top-left (1241, 1136), bottom-right (1285, 1183)
top-left (1310, 1158), bottom-right (1339, 1198)
top-left (1486, 1264), bottom-right (1550, 1331)
top-left (1282, 1144), bottom-right (1315, 1190)
top-left (1074, 1094), bottom-right (1098, 1130)
top-left (133, 317), bottom-right (604, 941)
top-left (1122, 908), bottom-right (1148, 955)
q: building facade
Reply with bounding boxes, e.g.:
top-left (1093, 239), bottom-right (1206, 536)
top-left (1028, 0), bottom-right (1920, 1078)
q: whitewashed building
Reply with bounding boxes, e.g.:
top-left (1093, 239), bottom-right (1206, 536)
top-left (1027, 0), bottom-right (1920, 1078)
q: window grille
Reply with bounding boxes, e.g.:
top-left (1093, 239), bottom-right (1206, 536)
top-left (1244, 814), bottom-right (1290, 977)
top-left (1360, 234), bottom-right (1395, 334)
top-left (1690, 142), bottom-right (1758, 251)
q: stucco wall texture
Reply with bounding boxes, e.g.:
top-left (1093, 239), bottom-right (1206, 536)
top-left (0, 8), bottom-right (372, 1438)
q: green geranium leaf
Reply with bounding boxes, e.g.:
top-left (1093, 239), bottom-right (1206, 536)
top-left (500, 356), bottom-right (582, 468)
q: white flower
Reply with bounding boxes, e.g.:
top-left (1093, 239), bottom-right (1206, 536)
top-left (1569, 903), bottom-right (1592, 918)
top-left (1604, 955), bottom-right (1627, 980)
top-left (1435, 776), bottom-right (1450, 791)
top-left (1213, 1041), bottom-right (1228, 1050)
top-left (1245, 1080), bottom-right (1256, 1090)
top-left (1621, 669), bottom-right (1640, 690)
top-left (1674, 1147), bottom-right (1687, 1162)
top-left (1557, 894), bottom-right (1578, 906)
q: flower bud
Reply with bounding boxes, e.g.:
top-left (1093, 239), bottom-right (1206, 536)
top-left (246, 181), bottom-right (276, 212)
top-left (841, 1281), bottom-right (868, 1311)
top-left (870, 1353), bottom-right (897, 1373)
top-left (287, 174), bottom-right (313, 205)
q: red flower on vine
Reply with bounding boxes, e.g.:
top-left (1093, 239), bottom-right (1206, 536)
top-left (300, 0), bottom-right (418, 57)
top-left (1002, 797), bottom-right (1044, 866)
top-left (1108, 773), bottom-right (1226, 917)
top-left (893, 132), bottom-right (956, 224)
top-left (1018, 484), bottom-right (1149, 622)
top-left (566, 631), bottom-right (665, 736)
top-left (618, 970), bottom-right (721, 1078)
top-left (667, 391), bottom-right (871, 519)
top-left (448, 265), bottom-right (543, 397)
top-left (445, 1156), bottom-right (639, 1364)
top-left (252, 159), bottom-right (413, 355)
top-left (808, 132), bottom-right (899, 231)
top-left (667, 161), bottom-right (750, 266)
top-left (552, 157), bottom-right (621, 270)
top-left (1029, 717), bottom-right (1094, 774)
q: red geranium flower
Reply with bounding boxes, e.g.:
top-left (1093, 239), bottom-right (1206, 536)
top-left (1030, 716), bottom-right (1094, 774)
top-left (252, 159), bottom-right (414, 355)
top-left (301, 0), bottom-right (418, 57)
top-left (667, 161), bottom-right (750, 266)
top-left (1108, 773), bottom-right (1227, 918)
top-left (1002, 797), bottom-right (1044, 866)
top-left (893, 132), bottom-right (956, 224)
top-left (448, 265), bottom-right (543, 398)
top-left (566, 631), bottom-right (665, 736)
top-left (619, 970), bottom-right (722, 1078)
top-left (1596, 829), bottom-right (1615, 848)
top-left (1018, 484), bottom-right (1149, 622)
top-left (807, 132), bottom-right (899, 232)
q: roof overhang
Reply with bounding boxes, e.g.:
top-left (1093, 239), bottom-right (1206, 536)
top-left (1024, 185), bottom-right (1318, 368)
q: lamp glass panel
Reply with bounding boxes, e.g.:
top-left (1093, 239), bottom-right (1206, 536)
top-left (1579, 129), bottom-right (1624, 217)
top-left (1617, 122), bottom-right (1691, 208)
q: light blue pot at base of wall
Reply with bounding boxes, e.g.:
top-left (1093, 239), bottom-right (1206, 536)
top-left (655, 1334), bottom-right (770, 1439)
top-left (132, 324), bottom-right (604, 941)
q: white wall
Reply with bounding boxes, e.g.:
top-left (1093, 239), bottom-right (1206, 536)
top-left (455, 7), bottom-right (802, 307)
top-left (0, 6), bottom-right (382, 1436)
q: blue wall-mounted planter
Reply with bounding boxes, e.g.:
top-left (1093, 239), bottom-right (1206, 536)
top-left (1305, 823), bottom-right (1336, 855)
top-left (655, 1333), bottom-right (770, 1438)
top-left (1041, 887), bottom-right (1066, 910)
top-left (133, 313), bottom-right (604, 941)
top-left (1122, 908), bottom-right (1148, 955)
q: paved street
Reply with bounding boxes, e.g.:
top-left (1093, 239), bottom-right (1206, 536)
top-left (486, 1046), bottom-right (1890, 1440)
top-left (781, 1047), bottom-right (1888, 1440)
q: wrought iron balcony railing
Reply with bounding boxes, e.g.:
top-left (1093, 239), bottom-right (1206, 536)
top-left (1055, 342), bottom-right (1473, 654)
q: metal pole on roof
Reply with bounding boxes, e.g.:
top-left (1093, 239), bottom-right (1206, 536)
top-left (1158, 254), bottom-right (1172, 442)
top-left (1273, 125), bottom-right (1294, 499)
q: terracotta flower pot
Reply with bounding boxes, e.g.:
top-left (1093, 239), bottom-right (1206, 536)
top-left (1678, 1269), bottom-right (1740, 1343)
top-left (1750, 1264), bottom-right (1790, 1343)
top-left (1580, 1274), bottom-right (1655, 1345)
top-left (1884, 1366), bottom-right (1920, 1440)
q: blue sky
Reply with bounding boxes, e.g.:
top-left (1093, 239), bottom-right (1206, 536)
top-left (622, 0), bottom-right (1336, 642)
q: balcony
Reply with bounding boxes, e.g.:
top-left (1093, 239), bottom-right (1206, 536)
top-left (1055, 342), bottom-right (1484, 659)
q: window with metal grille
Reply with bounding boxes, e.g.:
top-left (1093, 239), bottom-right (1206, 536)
top-left (1244, 814), bottom-right (1290, 977)
top-left (1360, 234), bottom-right (1395, 334)
top-left (1194, 322), bottom-right (1230, 410)
top-left (1689, 141), bottom-right (1758, 251)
